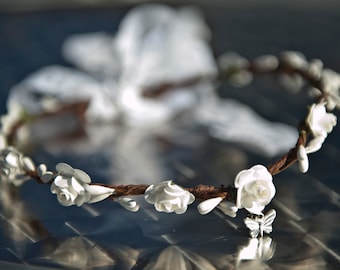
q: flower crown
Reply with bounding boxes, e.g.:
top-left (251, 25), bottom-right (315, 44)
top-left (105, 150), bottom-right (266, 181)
top-left (1, 49), bottom-right (338, 239)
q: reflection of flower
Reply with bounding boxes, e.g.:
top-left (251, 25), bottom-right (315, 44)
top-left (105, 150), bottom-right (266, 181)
top-left (0, 181), bottom-right (50, 243)
top-left (237, 236), bottom-right (276, 268)
top-left (234, 165), bottom-right (275, 215)
top-left (0, 146), bottom-right (35, 186)
top-left (51, 163), bottom-right (115, 206)
top-left (144, 245), bottom-right (216, 270)
top-left (44, 237), bottom-right (116, 269)
top-left (145, 180), bottom-right (195, 214)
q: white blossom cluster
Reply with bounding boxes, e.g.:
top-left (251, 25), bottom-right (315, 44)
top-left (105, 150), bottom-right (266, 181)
top-left (218, 50), bottom-right (340, 107)
top-left (247, 51), bottom-right (338, 174)
top-left (141, 165), bottom-right (277, 239)
top-left (0, 107), bottom-right (35, 186)
top-left (144, 165), bottom-right (276, 219)
top-left (0, 146), bottom-right (35, 186)
top-left (0, 135), bottom-right (115, 206)
top-left (277, 51), bottom-right (340, 111)
top-left (140, 165), bottom-right (276, 239)
top-left (297, 103), bottom-right (337, 173)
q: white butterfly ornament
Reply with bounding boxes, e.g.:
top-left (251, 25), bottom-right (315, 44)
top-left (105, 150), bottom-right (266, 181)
top-left (244, 209), bottom-right (276, 238)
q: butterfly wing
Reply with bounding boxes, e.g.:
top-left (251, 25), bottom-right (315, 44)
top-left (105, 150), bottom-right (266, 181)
top-left (244, 217), bottom-right (260, 238)
top-left (262, 209), bottom-right (276, 235)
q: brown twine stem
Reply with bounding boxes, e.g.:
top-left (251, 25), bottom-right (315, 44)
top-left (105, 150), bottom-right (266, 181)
top-left (98, 183), bottom-right (235, 201)
top-left (145, 53), bottom-right (328, 100)
top-left (267, 130), bottom-right (307, 175)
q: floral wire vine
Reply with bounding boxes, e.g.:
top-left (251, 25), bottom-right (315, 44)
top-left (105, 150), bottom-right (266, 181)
top-left (0, 51), bottom-right (338, 238)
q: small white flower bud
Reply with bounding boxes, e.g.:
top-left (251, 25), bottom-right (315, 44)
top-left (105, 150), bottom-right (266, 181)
top-left (253, 55), bottom-right (279, 72)
top-left (297, 145), bottom-right (309, 173)
top-left (86, 185), bottom-right (115, 204)
top-left (308, 59), bottom-right (323, 80)
top-left (22, 156), bottom-right (35, 172)
top-left (306, 136), bottom-right (325, 154)
top-left (37, 163), bottom-right (54, 182)
top-left (197, 197), bottom-right (223, 215)
top-left (217, 201), bottom-right (238, 217)
top-left (280, 51), bottom-right (308, 69)
top-left (229, 70), bottom-right (253, 87)
top-left (218, 52), bottom-right (249, 70)
top-left (116, 197), bottom-right (139, 212)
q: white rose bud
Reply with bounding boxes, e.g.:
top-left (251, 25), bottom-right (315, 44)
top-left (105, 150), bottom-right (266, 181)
top-left (145, 180), bottom-right (195, 214)
top-left (234, 165), bottom-right (275, 215)
top-left (51, 163), bottom-right (115, 207)
top-left (197, 197), bottom-right (223, 215)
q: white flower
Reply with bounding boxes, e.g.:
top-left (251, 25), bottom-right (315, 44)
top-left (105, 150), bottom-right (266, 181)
top-left (51, 163), bottom-right (115, 207)
top-left (306, 103), bottom-right (337, 138)
top-left (0, 146), bottom-right (34, 186)
top-left (297, 145), bottom-right (309, 173)
top-left (197, 197), bottom-right (223, 215)
top-left (320, 69), bottom-right (340, 110)
top-left (51, 163), bottom-right (91, 206)
top-left (234, 165), bottom-right (275, 215)
top-left (145, 180), bottom-right (195, 214)
top-left (297, 103), bottom-right (337, 173)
